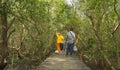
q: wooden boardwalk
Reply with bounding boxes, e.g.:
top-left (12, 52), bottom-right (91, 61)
top-left (36, 53), bottom-right (91, 70)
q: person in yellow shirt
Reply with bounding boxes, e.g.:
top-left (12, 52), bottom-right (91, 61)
top-left (56, 32), bottom-right (64, 54)
top-left (59, 33), bottom-right (65, 55)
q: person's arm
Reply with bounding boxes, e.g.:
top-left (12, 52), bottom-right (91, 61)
top-left (74, 34), bottom-right (78, 45)
top-left (65, 33), bottom-right (68, 43)
top-left (56, 33), bottom-right (59, 38)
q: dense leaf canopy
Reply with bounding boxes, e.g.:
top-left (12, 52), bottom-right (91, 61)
top-left (0, 0), bottom-right (120, 70)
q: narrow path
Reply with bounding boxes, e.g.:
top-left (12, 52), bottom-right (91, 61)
top-left (36, 53), bottom-right (91, 70)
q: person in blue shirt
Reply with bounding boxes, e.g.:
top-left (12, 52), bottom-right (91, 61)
top-left (66, 27), bottom-right (76, 56)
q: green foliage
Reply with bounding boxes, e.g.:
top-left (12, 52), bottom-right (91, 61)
top-left (0, 0), bottom-right (120, 69)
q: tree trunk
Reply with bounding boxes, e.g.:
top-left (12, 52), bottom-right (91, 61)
top-left (0, 3), bottom-right (8, 70)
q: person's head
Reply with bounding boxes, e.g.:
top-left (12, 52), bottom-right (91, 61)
top-left (57, 32), bottom-right (60, 35)
top-left (70, 27), bottom-right (73, 31)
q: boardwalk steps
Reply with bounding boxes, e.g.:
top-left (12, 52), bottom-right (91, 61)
top-left (36, 53), bottom-right (91, 70)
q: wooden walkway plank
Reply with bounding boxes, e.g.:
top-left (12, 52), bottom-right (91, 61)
top-left (36, 53), bottom-right (91, 70)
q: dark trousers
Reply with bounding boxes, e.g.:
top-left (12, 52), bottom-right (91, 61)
top-left (60, 43), bottom-right (64, 50)
top-left (66, 43), bottom-right (74, 56)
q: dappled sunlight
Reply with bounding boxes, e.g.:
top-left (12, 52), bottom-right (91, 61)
top-left (38, 53), bottom-right (91, 70)
top-left (47, 57), bottom-right (66, 62)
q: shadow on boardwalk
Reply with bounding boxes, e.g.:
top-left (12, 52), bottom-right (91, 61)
top-left (36, 53), bottom-right (91, 70)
